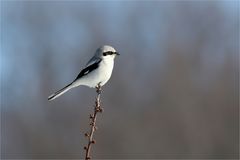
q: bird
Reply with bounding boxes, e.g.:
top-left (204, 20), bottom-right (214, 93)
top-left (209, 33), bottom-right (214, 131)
top-left (48, 45), bottom-right (120, 101)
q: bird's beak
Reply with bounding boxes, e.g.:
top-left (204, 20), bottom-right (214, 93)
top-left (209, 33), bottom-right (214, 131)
top-left (115, 52), bottom-right (120, 56)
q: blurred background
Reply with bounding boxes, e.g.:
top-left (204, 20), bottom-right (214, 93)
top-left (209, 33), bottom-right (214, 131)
top-left (1, 1), bottom-right (239, 159)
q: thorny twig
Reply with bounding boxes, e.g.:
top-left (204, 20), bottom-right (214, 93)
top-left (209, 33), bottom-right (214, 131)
top-left (84, 84), bottom-right (103, 160)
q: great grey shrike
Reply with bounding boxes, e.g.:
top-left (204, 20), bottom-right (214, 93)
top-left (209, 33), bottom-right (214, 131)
top-left (48, 45), bottom-right (119, 101)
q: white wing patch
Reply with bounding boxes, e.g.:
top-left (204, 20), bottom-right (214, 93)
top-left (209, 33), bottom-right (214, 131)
top-left (84, 70), bottom-right (89, 75)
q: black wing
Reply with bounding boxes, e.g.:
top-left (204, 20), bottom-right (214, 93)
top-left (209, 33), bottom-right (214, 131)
top-left (75, 59), bottom-right (102, 80)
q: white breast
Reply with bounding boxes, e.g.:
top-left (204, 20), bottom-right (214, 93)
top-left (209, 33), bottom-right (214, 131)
top-left (98, 58), bottom-right (114, 86)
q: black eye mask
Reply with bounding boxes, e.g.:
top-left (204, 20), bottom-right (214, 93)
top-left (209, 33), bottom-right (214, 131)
top-left (103, 51), bottom-right (114, 56)
top-left (103, 51), bottom-right (120, 56)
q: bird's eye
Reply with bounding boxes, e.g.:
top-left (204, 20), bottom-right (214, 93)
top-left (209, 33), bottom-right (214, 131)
top-left (103, 51), bottom-right (112, 56)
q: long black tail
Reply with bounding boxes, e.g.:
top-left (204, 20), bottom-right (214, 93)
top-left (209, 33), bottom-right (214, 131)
top-left (48, 83), bottom-right (73, 101)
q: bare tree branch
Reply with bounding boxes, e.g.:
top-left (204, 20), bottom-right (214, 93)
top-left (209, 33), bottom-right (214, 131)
top-left (84, 84), bottom-right (103, 160)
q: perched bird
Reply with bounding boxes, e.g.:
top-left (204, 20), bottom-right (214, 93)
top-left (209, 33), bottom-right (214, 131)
top-left (48, 45), bottom-right (120, 101)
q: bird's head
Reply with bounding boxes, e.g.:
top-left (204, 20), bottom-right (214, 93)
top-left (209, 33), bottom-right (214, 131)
top-left (96, 45), bottom-right (120, 59)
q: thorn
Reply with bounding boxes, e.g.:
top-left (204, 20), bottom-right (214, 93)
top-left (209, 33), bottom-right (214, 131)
top-left (94, 126), bottom-right (98, 130)
top-left (90, 114), bottom-right (94, 119)
top-left (84, 146), bottom-right (87, 150)
top-left (99, 108), bottom-right (103, 113)
top-left (85, 133), bottom-right (89, 137)
top-left (91, 140), bottom-right (96, 144)
top-left (90, 122), bottom-right (94, 126)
